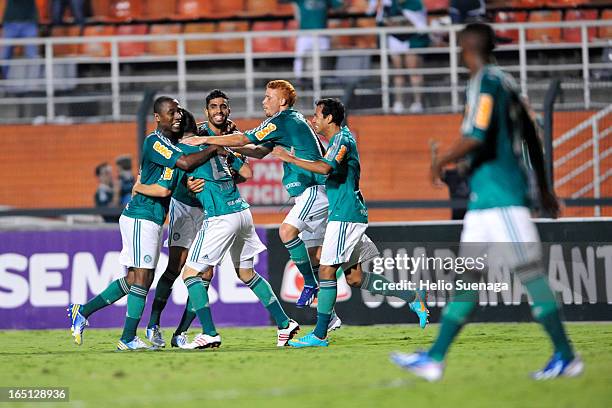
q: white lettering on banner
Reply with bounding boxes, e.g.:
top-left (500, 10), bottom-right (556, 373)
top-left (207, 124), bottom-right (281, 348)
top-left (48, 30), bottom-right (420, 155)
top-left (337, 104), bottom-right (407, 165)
top-left (237, 157), bottom-right (290, 205)
top-left (30, 253), bottom-right (69, 307)
top-left (572, 246), bottom-right (597, 304)
top-left (548, 245), bottom-right (573, 304)
top-left (0, 254), bottom-right (29, 308)
top-left (71, 252), bottom-right (124, 304)
top-left (596, 245), bottom-right (612, 304)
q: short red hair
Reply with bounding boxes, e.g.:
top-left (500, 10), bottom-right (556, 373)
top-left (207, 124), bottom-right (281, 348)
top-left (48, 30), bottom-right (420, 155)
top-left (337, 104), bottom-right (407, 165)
top-left (266, 80), bottom-right (297, 107)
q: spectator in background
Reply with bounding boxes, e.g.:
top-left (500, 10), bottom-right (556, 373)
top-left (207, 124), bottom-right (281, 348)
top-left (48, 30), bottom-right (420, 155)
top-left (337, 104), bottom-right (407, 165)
top-left (449, 0), bottom-right (486, 24)
top-left (288, 0), bottom-right (344, 85)
top-left (94, 162), bottom-right (119, 222)
top-left (52, 0), bottom-right (87, 30)
top-left (115, 154), bottom-right (135, 206)
top-left (371, 0), bottom-right (430, 114)
top-left (1, 0), bottom-right (39, 79)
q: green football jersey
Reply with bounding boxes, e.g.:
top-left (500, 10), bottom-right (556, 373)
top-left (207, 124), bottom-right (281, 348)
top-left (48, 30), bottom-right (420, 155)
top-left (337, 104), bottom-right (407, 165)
top-left (292, 0), bottom-right (343, 30)
top-left (321, 126), bottom-right (368, 223)
top-left (384, 0), bottom-right (430, 48)
top-left (244, 108), bottom-right (325, 197)
top-left (160, 144), bottom-right (248, 218)
top-left (123, 130), bottom-right (183, 225)
top-left (462, 65), bottom-right (529, 210)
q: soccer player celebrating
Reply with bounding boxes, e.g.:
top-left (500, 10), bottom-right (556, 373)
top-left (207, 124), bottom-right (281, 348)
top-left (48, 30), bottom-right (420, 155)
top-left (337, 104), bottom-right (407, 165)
top-left (145, 90), bottom-right (240, 348)
top-left (134, 130), bottom-right (300, 349)
top-left (390, 23), bottom-right (582, 380)
top-left (271, 98), bottom-right (429, 347)
top-left (68, 97), bottom-right (222, 350)
top-left (183, 80), bottom-right (330, 311)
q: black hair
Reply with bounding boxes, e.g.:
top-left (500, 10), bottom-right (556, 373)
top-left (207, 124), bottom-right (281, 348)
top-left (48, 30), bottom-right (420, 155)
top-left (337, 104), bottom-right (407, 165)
top-left (95, 162), bottom-right (109, 177)
top-left (153, 96), bottom-right (176, 114)
top-left (180, 108), bottom-right (198, 136)
top-left (316, 98), bottom-right (345, 126)
top-left (459, 22), bottom-right (496, 58)
top-left (205, 89), bottom-right (229, 108)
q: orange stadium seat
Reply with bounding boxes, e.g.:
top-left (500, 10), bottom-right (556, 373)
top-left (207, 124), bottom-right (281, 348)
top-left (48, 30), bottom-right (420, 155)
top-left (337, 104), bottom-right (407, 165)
top-left (148, 24), bottom-right (182, 55)
top-left (176, 0), bottom-right (213, 18)
top-left (0, 0), bottom-right (5, 19)
top-left (90, 0), bottom-right (111, 20)
top-left (116, 24), bottom-right (148, 57)
top-left (354, 18), bottom-right (378, 49)
top-left (527, 10), bottom-right (562, 43)
top-left (252, 21), bottom-right (285, 53)
top-left (215, 0), bottom-right (245, 18)
top-left (184, 22), bottom-right (216, 54)
top-left (562, 10), bottom-right (597, 43)
top-left (511, 0), bottom-right (544, 7)
top-left (215, 21), bottom-right (248, 53)
top-left (245, 0), bottom-right (277, 16)
top-left (599, 10), bottom-right (612, 40)
top-left (548, 0), bottom-right (588, 6)
top-left (285, 19), bottom-right (298, 52)
top-left (329, 18), bottom-right (354, 49)
top-left (110, 0), bottom-right (143, 21)
top-left (272, 1), bottom-right (293, 16)
top-left (347, 0), bottom-right (369, 13)
top-left (51, 26), bottom-right (81, 57)
top-left (494, 11), bottom-right (527, 44)
top-left (144, 0), bottom-right (177, 20)
top-left (423, 0), bottom-right (448, 11)
top-left (80, 25), bottom-right (115, 57)
top-left (35, 0), bottom-right (50, 23)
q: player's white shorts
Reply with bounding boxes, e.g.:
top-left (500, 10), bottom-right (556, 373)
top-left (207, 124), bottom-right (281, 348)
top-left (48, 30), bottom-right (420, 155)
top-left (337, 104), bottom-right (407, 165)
top-left (165, 198), bottom-right (204, 249)
top-left (284, 185), bottom-right (328, 245)
top-left (460, 206), bottom-right (541, 270)
top-left (119, 214), bottom-right (163, 269)
top-left (388, 35), bottom-right (412, 53)
top-left (185, 209), bottom-right (266, 273)
top-left (320, 221), bottom-right (379, 269)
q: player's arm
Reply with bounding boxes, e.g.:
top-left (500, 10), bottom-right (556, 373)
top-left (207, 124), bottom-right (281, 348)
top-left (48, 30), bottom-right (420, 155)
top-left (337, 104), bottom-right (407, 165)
top-left (182, 133), bottom-right (251, 147)
top-left (231, 144), bottom-right (272, 159)
top-left (175, 145), bottom-right (221, 172)
top-left (133, 182), bottom-right (172, 198)
top-left (228, 152), bottom-right (253, 183)
top-left (431, 138), bottom-right (482, 185)
top-left (272, 146), bottom-right (332, 175)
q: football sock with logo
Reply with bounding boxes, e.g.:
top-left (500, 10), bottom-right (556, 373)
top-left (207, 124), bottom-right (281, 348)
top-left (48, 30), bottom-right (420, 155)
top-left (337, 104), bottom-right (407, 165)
top-left (428, 289), bottom-right (478, 362)
top-left (184, 276), bottom-right (217, 336)
top-left (120, 284), bottom-right (148, 343)
top-left (284, 237), bottom-right (317, 287)
top-left (80, 277), bottom-right (131, 319)
top-left (361, 272), bottom-right (416, 303)
top-left (246, 273), bottom-right (290, 329)
top-left (148, 273), bottom-right (176, 328)
top-left (313, 279), bottom-right (337, 339)
top-left (521, 273), bottom-right (575, 361)
top-left (174, 280), bottom-right (209, 336)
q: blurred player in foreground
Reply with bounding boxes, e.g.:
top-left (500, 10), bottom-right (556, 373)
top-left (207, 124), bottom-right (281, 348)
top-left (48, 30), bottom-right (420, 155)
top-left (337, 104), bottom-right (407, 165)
top-left (390, 23), bottom-right (582, 381)
top-left (145, 90), bottom-right (238, 348)
top-left (272, 98), bottom-right (429, 347)
top-left (68, 97), bottom-right (222, 350)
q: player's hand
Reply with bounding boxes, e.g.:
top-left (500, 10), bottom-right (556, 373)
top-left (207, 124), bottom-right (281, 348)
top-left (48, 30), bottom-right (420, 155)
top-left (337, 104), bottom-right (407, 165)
top-left (223, 120), bottom-right (238, 135)
top-left (183, 136), bottom-right (208, 146)
top-left (430, 160), bottom-right (444, 187)
top-left (186, 177), bottom-right (205, 193)
top-left (540, 190), bottom-right (560, 219)
top-left (271, 146), bottom-right (294, 162)
top-left (216, 146), bottom-right (229, 156)
top-left (131, 174), bottom-right (141, 197)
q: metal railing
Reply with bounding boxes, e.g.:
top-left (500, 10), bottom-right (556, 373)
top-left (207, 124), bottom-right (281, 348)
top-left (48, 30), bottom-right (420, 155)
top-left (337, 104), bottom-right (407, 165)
top-left (0, 20), bottom-right (611, 123)
top-left (554, 104), bottom-right (612, 216)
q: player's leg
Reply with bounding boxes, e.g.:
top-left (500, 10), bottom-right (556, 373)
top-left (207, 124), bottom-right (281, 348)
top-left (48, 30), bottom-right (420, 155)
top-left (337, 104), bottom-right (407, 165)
top-left (388, 36), bottom-right (407, 113)
top-left (293, 35), bottom-right (311, 81)
top-left (181, 265), bottom-right (220, 349)
top-left (306, 242), bottom-right (342, 332)
top-left (405, 52), bottom-right (424, 112)
top-left (117, 266), bottom-right (156, 350)
top-left (501, 207), bottom-right (581, 379)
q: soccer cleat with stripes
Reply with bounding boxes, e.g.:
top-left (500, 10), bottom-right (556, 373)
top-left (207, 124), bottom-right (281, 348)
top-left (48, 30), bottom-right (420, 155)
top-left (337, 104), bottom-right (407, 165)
top-left (182, 333), bottom-right (221, 349)
top-left (327, 312), bottom-right (342, 333)
top-left (288, 332), bottom-right (329, 348)
top-left (277, 319), bottom-right (300, 346)
top-left (171, 332), bottom-right (189, 348)
top-left (67, 303), bottom-right (88, 345)
top-left (409, 289), bottom-right (429, 329)
top-left (116, 337), bottom-right (151, 351)
top-left (296, 285), bottom-right (318, 308)
top-left (390, 351), bottom-right (444, 382)
top-left (531, 353), bottom-right (584, 380)
top-left (146, 325), bottom-right (166, 348)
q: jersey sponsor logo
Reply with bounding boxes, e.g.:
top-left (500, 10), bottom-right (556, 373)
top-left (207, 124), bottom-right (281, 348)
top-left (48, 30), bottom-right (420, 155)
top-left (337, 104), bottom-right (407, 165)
top-left (143, 255), bottom-right (152, 263)
top-left (162, 167), bottom-right (174, 180)
top-left (153, 141), bottom-right (174, 159)
top-left (172, 232), bottom-right (181, 241)
top-left (475, 94), bottom-right (493, 130)
top-left (334, 145), bottom-right (348, 163)
top-left (284, 181), bottom-right (302, 189)
top-left (254, 123), bottom-right (277, 141)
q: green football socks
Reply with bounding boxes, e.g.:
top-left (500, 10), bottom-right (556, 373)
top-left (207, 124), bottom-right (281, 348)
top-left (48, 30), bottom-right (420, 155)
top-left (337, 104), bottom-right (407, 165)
top-left (184, 276), bottom-right (217, 336)
top-left (246, 273), bottom-right (290, 329)
top-left (284, 237), bottom-right (317, 287)
top-left (120, 284), bottom-right (148, 343)
top-left (148, 273), bottom-right (176, 328)
top-left (313, 279), bottom-right (337, 339)
top-left (80, 277), bottom-right (130, 318)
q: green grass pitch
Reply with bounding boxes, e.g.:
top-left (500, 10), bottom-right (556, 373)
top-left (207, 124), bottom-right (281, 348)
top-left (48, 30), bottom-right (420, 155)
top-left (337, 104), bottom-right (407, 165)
top-left (1, 323), bottom-right (611, 408)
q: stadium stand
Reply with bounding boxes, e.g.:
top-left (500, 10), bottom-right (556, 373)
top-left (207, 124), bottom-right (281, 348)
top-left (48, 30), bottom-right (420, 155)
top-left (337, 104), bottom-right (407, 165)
top-left (184, 22), bottom-right (216, 54)
top-left (527, 10), bottom-right (563, 43)
top-left (147, 24), bottom-right (182, 56)
top-left (562, 9), bottom-right (597, 42)
top-left (109, 0), bottom-right (143, 22)
top-left (176, 0), bottom-right (214, 18)
top-left (80, 25), bottom-right (115, 57)
top-left (216, 21), bottom-right (249, 53)
top-left (51, 25), bottom-right (80, 57)
top-left (116, 24), bottom-right (147, 57)
top-left (143, 0), bottom-right (177, 21)
top-left (252, 21), bottom-right (285, 53)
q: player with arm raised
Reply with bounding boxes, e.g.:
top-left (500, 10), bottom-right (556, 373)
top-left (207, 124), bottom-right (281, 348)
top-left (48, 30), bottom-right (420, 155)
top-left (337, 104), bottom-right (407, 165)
top-left (271, 99), bottom-right (429, 347)
top-left (390, 23), bottom-right (580, 381)
top-left (68, 97), bottom-right (222, 350)
top-left (184, 80), bottom-right (330, 312)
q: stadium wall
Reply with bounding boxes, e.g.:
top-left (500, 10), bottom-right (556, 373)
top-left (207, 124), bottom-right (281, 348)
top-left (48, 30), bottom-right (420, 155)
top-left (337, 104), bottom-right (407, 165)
top-left (1, 219), bottom-right (611, 329)
top-left (1, 111), bottom-right (608, 222)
